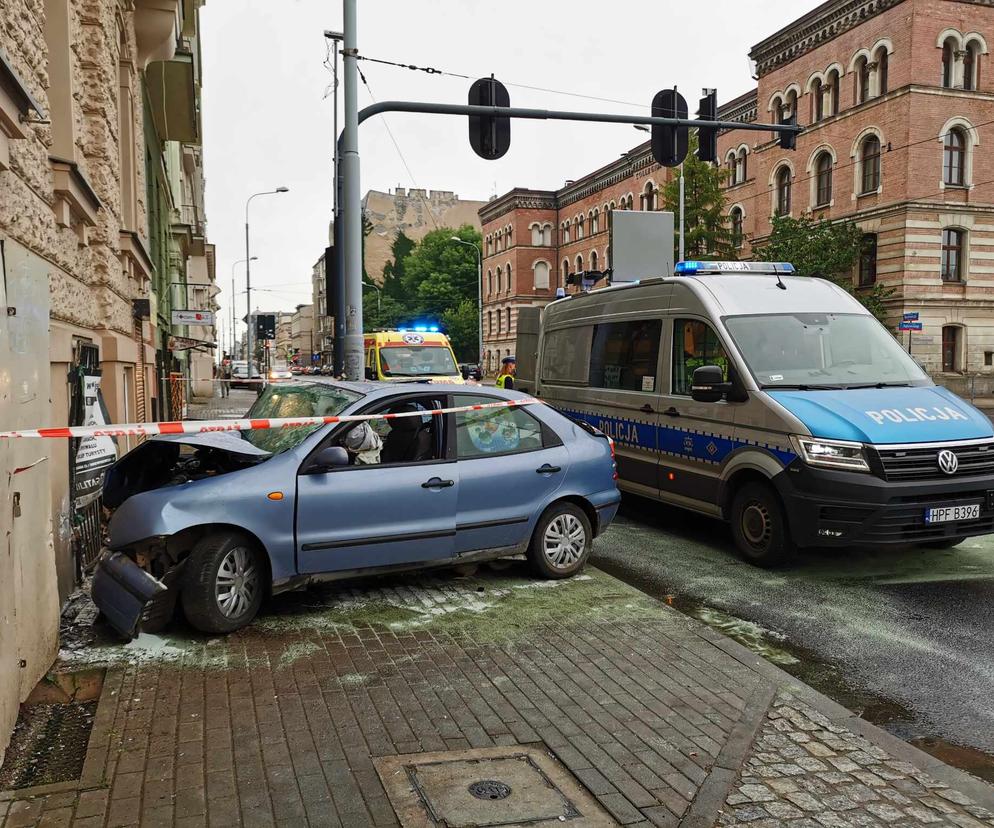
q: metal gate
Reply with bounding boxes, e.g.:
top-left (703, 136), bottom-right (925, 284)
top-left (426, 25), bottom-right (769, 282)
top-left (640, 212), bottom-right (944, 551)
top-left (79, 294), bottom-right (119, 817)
top-left (68, 343), bottom-right (105, 576)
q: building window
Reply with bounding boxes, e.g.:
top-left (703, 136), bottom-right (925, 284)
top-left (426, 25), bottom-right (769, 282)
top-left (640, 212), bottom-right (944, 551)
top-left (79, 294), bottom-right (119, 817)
top-left (815, 152), bottom-right (833, 206)
top-left (641, 182), bottom-right (656, 211)
top-left (562, 223), bottom-right (570, 243)
top-left (736, 148), bottom-right (747, 184)
top-left (506, 308), bottom-right (511, 332)
top-left (942, 326), bottom-right (960, 372)
top-left (942, 39), bottom-right (956, 88)
top-left (856, 56), bottom-right (871, 103)
top-left (943, 127), bottom-right (966, 186)
top-left (531, 224), bottom-right (542, 246)
top-left (941, 228), bottom-right (964, 282)
top-left (964, 41), bottom-right (980, 91)
top-left (812, 79), bottom-right (824, 122)
top-left (497, 309), bottom-right (502, 334)
top-left (859, 233), bottom-right (877, 286)
top-left (730, 207), bottom-right (744, 248)
top-left (533, 261), bottom-right (550, 289)
top-left (578, 215), bottom-right (585, 239)
top-left (487, 270), bottom-right (493, 295)
top-left (487, 311), bottom-right (493, 334)
top-left (828, 69), bottom-right (841, 115)
top-left (543, 224), bottom-right (552, 245)
top-left (575, 254), bottom-right (583, 273)
top-left (591, 211), bottom-right (599, 234)
top-left (877, 48), bottom-right (889, 95)
top-left (506, 263), bottom-right (512, 292)
top-left (496, 267), bottom-right (503, 294)
top-left (860, 135), bottom-right (881, 194)
top-left (626, 194), bottom-right (634, 210)
top-left (590, 250), bottom-right (598, 271)
top-left (562, 259), bottom-right (569, 285)
top-left (775, 166), bottom-right (792, 215)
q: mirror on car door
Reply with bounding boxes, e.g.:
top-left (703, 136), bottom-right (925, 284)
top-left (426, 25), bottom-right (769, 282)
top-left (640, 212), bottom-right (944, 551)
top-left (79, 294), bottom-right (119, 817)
top-left (303, 446), bottom-right (350, 473)
top-left (691, 365), bottom-right (731, 403)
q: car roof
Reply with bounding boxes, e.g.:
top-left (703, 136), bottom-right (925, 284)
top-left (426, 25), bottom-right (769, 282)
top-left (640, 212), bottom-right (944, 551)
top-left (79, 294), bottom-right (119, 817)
top-left (276, 379), bottom-right (529, 402)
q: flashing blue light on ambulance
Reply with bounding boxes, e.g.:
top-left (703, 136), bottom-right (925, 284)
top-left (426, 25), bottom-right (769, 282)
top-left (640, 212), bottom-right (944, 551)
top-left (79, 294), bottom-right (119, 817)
top-left (413, 325), bottom-right (428, 333)
top-left (428, 326), bottom-right (439, 333)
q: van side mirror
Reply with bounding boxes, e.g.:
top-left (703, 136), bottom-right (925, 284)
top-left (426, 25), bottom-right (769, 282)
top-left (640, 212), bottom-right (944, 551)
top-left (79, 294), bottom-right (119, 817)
top-left (691, 365), bottom-right (731, 403)
top-left (306, 446), bottom-right (350, 473)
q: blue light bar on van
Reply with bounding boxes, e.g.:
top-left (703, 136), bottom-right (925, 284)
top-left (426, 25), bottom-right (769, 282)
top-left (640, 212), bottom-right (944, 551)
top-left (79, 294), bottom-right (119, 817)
top-left (675, 261), bottom-right (796, 275)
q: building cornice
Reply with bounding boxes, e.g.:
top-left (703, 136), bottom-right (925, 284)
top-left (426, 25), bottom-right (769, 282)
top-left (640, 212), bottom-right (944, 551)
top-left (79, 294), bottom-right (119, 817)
top-left (749, 0), bottom-right (905, 77)
top-left (479, 189), bottom-right (557, 223)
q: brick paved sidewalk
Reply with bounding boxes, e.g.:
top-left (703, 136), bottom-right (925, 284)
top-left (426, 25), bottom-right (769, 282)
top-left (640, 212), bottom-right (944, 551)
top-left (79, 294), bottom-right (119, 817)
top-left (1, 566), bottom-right (992, 827)
top-left (185, 388), bottom-right (257, 421)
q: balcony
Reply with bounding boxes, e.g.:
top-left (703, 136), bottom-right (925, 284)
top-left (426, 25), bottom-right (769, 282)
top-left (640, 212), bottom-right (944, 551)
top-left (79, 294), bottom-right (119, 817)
top-left (146, 51), bottom-right (199, 143)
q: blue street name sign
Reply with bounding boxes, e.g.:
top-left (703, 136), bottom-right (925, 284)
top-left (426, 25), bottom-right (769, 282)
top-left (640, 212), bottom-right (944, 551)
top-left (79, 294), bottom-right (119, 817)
top-left (903, 312), bottom-right (919, 321)
top-left (899, 321), bottom-right (924, 331)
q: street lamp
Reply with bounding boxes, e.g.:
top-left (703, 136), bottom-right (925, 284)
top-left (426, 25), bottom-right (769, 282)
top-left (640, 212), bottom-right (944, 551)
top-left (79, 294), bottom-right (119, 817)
top-left (230, 256), bottom-right (257, 359)
top-left (449, 236), bottom-right (482, 365)
top-left (245, 188), bottom-right (289, 375)
top-left (361, 280), bottom-right (381, 318)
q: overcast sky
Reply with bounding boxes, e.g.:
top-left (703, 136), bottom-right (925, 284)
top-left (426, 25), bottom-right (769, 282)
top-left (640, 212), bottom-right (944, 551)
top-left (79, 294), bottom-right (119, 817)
top-left (201, 0), bottom-right (821, 348)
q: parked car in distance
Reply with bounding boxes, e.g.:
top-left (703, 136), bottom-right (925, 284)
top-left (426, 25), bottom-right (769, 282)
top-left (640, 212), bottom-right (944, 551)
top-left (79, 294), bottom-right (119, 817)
top-left (269, 366), bottom-right (293, 381)
top-left (230, 361), bottom-right (261, 389)
top-left (460, 363), bottom-right (483, 381)
top-left (91, 381), bottom-right (621, 637)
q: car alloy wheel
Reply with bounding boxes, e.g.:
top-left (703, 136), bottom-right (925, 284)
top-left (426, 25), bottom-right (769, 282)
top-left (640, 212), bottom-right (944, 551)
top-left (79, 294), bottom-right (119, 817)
top-left (543, 513), bottom-right (586, 569)
top-left (215, 546), bottom-right (259, 619)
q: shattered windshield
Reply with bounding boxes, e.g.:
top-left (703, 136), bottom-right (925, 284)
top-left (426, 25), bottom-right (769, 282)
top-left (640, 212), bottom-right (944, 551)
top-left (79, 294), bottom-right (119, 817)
top-left (242, 383), bottom-right (362, 454)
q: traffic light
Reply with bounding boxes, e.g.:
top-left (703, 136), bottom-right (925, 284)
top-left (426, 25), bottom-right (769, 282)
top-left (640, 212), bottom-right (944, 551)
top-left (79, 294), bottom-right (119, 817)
top-left (696, 89), bottom-right (718, 163)
top-left (468, 76), bottom-right (511, 160)
top-left (651, 88), bottom-right (689, 168)
top-left (779, 115), bottom-right (798, 150)
top-left (255, 313), bottom-right (276, 340)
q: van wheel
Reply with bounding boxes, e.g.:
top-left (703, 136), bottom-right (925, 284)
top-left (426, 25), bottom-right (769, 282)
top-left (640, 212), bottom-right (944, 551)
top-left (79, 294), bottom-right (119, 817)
top-left (730, 482), bottom-right (795, 567)
top-left (181, 532), bottom-right (266, 634)
top-left (528, 502), bottom-right (592, 579)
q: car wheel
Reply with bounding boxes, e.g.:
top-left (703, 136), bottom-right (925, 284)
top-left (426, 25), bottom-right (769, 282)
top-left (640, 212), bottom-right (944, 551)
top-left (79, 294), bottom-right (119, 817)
top-left (528, 502), bottom-right (592, 579)
top-left (181, 532), bottom-right (266, 634)
top-left (730, 482), bottom-right (795, 567)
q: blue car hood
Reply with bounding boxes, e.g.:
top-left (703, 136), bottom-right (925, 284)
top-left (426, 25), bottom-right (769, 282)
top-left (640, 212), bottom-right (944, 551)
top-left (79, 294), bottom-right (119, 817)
top-left (767, 386), bottom-right (993, 444)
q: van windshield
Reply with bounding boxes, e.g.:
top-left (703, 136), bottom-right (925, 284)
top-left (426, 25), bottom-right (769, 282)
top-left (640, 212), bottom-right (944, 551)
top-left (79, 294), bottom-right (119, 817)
top-left (724, 313), bottom-right (930, 389)
top-left (379, 346), bottom-right (458, 377)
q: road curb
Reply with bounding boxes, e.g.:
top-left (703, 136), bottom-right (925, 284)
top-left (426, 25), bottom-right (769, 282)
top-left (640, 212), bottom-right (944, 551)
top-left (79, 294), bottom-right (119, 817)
top-left (676, 602), bottom-right (994, 813)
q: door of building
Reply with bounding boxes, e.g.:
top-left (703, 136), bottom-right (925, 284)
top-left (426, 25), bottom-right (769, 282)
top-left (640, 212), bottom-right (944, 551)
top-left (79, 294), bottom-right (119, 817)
top-left (942, 326), bottom-right (959, 372)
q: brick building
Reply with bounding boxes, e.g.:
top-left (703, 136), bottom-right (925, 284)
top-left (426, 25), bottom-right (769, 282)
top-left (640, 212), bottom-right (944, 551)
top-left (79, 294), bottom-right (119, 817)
top-left (479, 154), bottom-right (671, 373)
top-left (482, 0), bottom-right (994, 384)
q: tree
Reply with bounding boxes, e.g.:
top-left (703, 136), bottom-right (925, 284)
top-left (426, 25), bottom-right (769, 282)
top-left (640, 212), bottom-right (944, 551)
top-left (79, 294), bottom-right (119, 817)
top-left (442, 300), bottom-right (479, 362)
top-left (381, 231), bottom-right (415, 302)
top-left (661, 132), bottom-right (736, 262)
top-left (754, 214), bottom-right (893, 321)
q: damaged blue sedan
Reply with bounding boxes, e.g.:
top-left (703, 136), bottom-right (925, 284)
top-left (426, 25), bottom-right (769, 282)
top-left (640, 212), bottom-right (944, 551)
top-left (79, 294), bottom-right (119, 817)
top-left (92, 381), bottom-right (620, 637)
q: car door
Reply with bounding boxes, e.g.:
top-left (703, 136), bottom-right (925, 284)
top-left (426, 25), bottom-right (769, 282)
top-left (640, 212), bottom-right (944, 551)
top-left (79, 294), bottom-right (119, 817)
top-left (295, 395), bottom-right (457, 574)
top-left (656, 316), bottom-right (736, 512)
top-left (452, 393), bottom-right (570, 554)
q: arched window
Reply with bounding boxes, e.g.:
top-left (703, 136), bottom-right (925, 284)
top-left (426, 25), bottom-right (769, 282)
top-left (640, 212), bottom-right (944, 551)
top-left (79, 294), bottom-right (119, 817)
top-left (944, 128), bottom-right (967, 186)
top-left (730, 207), bottom-right (744, 248)
top-left (575, 254), bottom-right (583, 273)
top-left (725, 151), bottom-right (736, 181)
top-left (773, 95), bottom-right (786, 124)
top-left (964, 41), bottom-right (980, 91)
top-left (860, 135), bottom-right (881, 194)
top-left (775, 166), bottom-right (792, 215)
top-left (641, 181), bottom-right (656, 211)
top-left (578, 215), bottom-right (585, 239)
top-left (815, 152), bottom-right (833, 206)
top-left (543, 224), bottom-right (553, 245)
top-left (487, 270), bottom-right (493, 295)
top-left (506, 309), bottom-right (511, 333)
top-left (496, 266), bottom-right (502, 294)
top-left (785, 89), bottom-right (798, 122)
top-left (827, 69), bottom-right (841, 115)
top-left (590, 250), bottom-right (598, 271)
top-left (626, 194), bottom-right (634, 210)
top-left (856, 56), bottom-right (871, 103)
top-left (533, 261), bottom-right (550, 289)
top-left (506, 263), bottom-right (512, 292)
top-left (562, 222), bottom-right (570, 243)
top-left (941, 228), bottom-right (964, 282)
top-left (487, 311), bottom-right (493, 334)
top-left (877, 48), bottom-right (889, 95)
top-left (591, 210), bottom-right (599, 234)
top-left (942, 326), bottom-right (961, 372)
top-left (562, 259), bottom-right (569, 285)
top-left (736, 148), bottom-right (747, 184)
top-left (859, 234), bottom-right (878, 286)
top-left (942, 38), bottom-right (956, 87)
top-left (530, 224), bottom-right (542, 246)
top-left (811, 78), bottom-right (824, 121)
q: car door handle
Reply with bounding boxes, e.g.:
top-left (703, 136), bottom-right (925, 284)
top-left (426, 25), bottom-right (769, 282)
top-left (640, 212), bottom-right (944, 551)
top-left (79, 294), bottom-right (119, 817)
top-left (639, 404), bottom-right (654, 414)
top-left (421, 477), bottom-right (454, 489)
top-left (536, 464), bottom-right (562, 474)
top-left (663, 407), bottom-right (680, 417)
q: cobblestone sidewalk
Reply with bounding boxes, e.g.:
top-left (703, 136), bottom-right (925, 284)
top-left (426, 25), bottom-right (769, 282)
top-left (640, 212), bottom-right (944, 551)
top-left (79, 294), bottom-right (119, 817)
top-left (1, 567), bottom-right (991, 827)
top-left (185, 388), bottom-right (257, 421)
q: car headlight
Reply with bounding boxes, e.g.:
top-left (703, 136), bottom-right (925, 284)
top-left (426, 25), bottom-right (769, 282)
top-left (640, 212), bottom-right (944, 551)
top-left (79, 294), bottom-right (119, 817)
top-left (790, 435), bottom-right (869, 472)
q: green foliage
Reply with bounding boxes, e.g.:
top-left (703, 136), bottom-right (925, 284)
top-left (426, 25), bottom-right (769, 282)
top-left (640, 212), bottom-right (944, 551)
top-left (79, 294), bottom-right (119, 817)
top-left (661, 132), bottom-right (736, 262)
top-left (755, 214), bottom-right (894, 322)
top-left (381, 231), bottom-right (415, 302)
top-left (442, 300), bottom-right (480, 361)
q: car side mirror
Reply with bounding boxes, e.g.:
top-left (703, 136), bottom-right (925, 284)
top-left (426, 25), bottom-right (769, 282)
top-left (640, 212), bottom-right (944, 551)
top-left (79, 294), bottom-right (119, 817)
top-left (306, 446), bottom-right (350, 473)
top-left (691, 365), bottom-right (731, 403)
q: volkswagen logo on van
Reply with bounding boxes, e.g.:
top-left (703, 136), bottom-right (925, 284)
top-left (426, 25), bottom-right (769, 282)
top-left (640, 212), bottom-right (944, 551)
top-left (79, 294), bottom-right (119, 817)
top-left (937, 449), bottom-right (960, 475)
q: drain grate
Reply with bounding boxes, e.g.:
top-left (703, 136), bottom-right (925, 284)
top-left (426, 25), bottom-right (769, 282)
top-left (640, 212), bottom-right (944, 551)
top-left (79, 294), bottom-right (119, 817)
top-left (0, 700), bottom-right (97, 790)
top-left (468, 779), bottom-right (512, 801)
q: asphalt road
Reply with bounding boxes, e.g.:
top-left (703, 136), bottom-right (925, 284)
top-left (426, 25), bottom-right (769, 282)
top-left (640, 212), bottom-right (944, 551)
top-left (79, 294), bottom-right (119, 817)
top-left (591, 494), bottom-right (994, 781)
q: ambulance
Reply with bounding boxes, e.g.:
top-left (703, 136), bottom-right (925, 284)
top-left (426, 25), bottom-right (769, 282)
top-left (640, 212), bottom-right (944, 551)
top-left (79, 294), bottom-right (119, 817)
top-left (526, 261), bottom-right (994, 565)
top-left (363, 329), bottom-right (464, 383)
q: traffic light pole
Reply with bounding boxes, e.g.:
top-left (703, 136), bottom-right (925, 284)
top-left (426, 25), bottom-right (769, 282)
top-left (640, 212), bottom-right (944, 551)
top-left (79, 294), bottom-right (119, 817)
top-left (336, 96), bottom-right (801, 381)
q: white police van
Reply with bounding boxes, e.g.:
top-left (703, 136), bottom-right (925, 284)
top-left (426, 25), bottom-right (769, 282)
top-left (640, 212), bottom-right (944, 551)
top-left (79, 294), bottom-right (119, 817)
top-left (529, 260), bottom-right (994, 565)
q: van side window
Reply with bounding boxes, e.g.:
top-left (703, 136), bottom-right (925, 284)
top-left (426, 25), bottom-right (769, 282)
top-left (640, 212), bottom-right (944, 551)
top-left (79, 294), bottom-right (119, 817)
top-left (588, 320), bottom-right (662, 392)
top-left (672, 320), bottom-right (729, 396)
top-left (454, 395), bottom-right (546, 458)
top-left (541, 328), bottom-right (593, 384)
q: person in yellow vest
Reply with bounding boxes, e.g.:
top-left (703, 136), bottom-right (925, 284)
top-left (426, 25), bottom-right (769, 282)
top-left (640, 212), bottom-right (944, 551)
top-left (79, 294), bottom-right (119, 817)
top-left (495, 356), bottom-right (516, 390)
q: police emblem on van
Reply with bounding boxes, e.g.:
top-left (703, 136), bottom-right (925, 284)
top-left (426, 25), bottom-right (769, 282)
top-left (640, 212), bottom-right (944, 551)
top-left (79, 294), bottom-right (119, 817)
top-left (938, 449), bottom-right (959, 475)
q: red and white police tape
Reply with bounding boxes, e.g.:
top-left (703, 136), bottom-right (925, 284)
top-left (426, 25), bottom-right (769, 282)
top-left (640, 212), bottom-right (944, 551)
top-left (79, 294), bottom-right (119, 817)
top-left (0, 398), bottom-right (541, 440)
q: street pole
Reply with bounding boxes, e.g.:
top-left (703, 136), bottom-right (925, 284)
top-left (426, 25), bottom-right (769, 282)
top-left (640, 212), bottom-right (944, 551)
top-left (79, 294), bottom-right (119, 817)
top-left (361, 281), bottom-right (381, 317)
top-left (245, 189), bottom-right (288, 379)
top-left (450, 236), bottom-right (483, 364)
top-left (341, 0), bottom-right (363, 380)
top-left (230, 256), bottom-right (256, 361)
top-left (678, 164), bottom-right (685, 263)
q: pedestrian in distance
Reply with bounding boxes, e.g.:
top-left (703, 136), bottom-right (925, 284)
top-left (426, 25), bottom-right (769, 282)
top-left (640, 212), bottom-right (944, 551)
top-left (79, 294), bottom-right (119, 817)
top-left (495, 356), bottom-right (516, 390)
top-left (219, 357), bottom-right (232, 398)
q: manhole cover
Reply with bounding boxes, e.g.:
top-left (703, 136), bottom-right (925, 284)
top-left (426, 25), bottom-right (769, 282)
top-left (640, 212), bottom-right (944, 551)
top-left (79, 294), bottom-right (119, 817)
top-left (376, 745), bottom-right (616, 826)
top-left (468, 779), bottom-right (512, 800)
